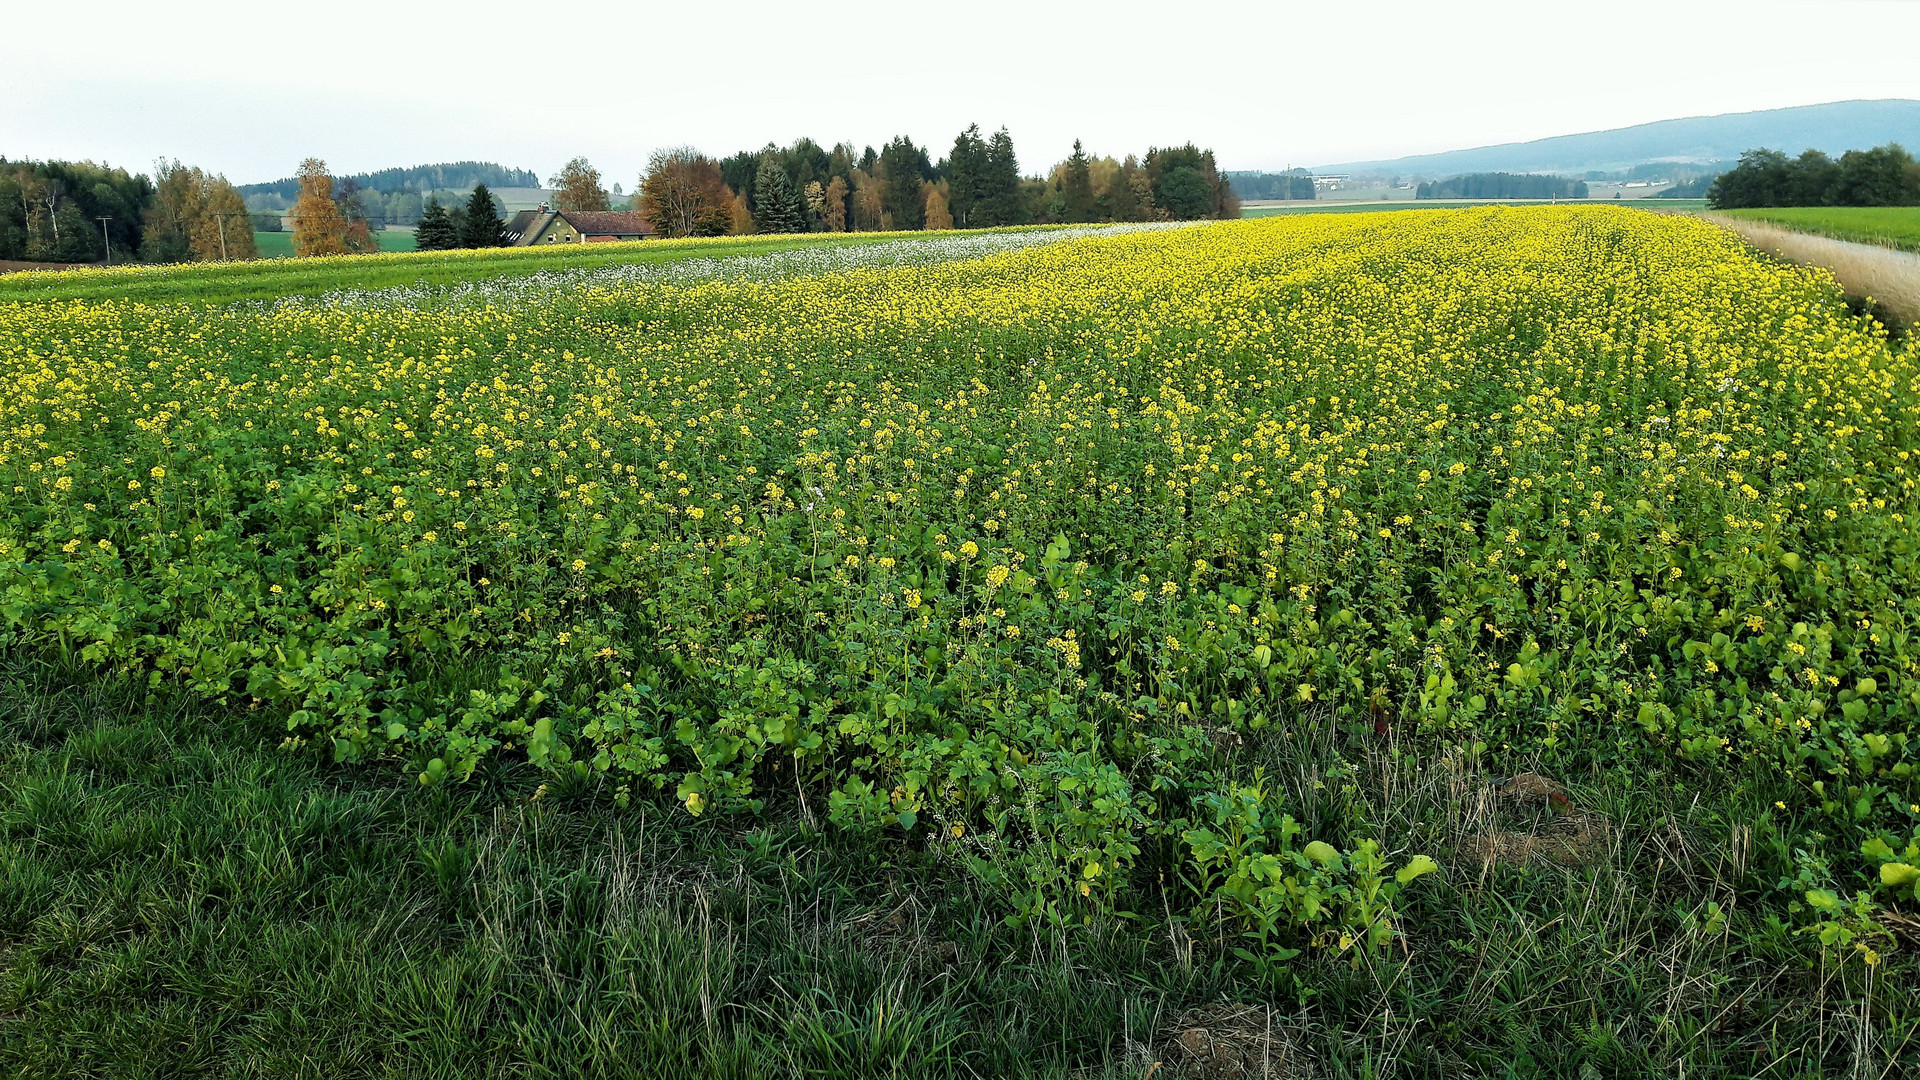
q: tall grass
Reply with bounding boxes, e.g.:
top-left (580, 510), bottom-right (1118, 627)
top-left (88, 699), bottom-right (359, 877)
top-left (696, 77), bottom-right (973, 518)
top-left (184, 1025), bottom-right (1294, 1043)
top-left (1, 659), bottom-right (1912, 1078)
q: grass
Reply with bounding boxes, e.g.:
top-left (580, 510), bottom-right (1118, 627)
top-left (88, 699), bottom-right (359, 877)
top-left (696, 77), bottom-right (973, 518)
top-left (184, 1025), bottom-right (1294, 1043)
top-left (1242, 199), bottom-right (1705, 216)
top-left (2, 658), bottom-right (1910, 1078)
top-left (1721, 207), bottom-right (1920, 252)
top-left (252, 229), bottom-right (418, 259)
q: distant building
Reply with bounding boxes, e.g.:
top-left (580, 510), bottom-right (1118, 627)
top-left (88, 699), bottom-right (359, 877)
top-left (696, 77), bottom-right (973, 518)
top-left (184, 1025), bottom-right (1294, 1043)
top-left (501, 205), bottom-right (655, 245)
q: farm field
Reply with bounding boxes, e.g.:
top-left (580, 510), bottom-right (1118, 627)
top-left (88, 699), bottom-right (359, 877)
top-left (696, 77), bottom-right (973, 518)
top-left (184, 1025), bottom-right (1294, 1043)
top-left (1722, 206), bottom-right (1920, 252)
top-left (0, 228), bottom-right (1035, 306)
top-left (2, 208), bottom-right (1918, 1076)
top-left (252, 228), bottom-right (419, 259)
top-left (1241, 198), bottom-right (1705, 217)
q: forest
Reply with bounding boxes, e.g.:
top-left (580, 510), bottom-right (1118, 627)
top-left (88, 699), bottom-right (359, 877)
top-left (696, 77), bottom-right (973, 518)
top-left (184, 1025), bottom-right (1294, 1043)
top-left (1415, 172), bottom-right (1588, 199)
top-left (1224, 170), bottom-right (1319, 201)
top-left (0, 159), bottom-right (151, 262)
top-left (1707, 143), bottom-right (1920, 208)
top-left (696, 128), bottom-right (1238, 237)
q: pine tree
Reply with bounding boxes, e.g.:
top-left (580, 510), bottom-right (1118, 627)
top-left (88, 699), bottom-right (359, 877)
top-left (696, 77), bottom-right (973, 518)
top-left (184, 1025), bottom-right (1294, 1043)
top-left (461, 184), bottom-right (505, 247)
top-left (415, 198), bottom-right (459, 250)
top-left (983, 128), bottom-right (1023, 226)
top-left (878, 137), bottom-right (927, 230)
top-left (1062, 140), bottom-right (1095, 224)
top-left (752, 158), bottom-right (805, 233)
top-left (945, 124), bottom-right (987, 228)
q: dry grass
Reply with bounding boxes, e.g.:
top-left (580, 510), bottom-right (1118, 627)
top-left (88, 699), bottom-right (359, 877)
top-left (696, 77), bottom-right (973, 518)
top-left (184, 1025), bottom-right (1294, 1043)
top-left (1708, 213), bottom-right (1920, 329)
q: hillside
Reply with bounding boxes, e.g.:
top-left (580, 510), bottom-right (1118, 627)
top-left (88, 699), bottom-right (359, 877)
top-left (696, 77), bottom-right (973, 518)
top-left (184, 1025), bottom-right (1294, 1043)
top-left (238, 161), bottom-right (541, 200)
top-left (1319, 99), bottom-right (1920, 178)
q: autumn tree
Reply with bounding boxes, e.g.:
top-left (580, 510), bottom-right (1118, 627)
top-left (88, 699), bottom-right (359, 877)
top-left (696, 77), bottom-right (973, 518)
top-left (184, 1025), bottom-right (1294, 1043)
top-left (924, 182), bottom-right (953, 230)
top-left (290, 158), bottom-right (350, 256)
top-left (851, 170), bottom-right (883, 231)
top-left (549, 156), bottom-right (612, 212)
top-left (638, 147), bottom-right (734, 238)
top-left (822, 175), bottom-right (849, 232)
top-left (728, 192), bottom-right (754, 235)
top-left (460, 184), bottom-right (505, 247)
top-left (334, 178), bottom-right (381, 254)
top-left (192, 176), bottom-right (257, 260)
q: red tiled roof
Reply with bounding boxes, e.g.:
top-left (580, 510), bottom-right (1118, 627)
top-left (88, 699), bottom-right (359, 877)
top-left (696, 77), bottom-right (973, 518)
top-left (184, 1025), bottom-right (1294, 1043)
top-left (559, 211), bottom-right (655, 237)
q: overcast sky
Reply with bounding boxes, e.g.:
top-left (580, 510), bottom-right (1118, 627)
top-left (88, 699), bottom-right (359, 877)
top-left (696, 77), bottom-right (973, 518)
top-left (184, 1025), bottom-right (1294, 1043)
top-left (5, 0), bottom-right (1919, 186)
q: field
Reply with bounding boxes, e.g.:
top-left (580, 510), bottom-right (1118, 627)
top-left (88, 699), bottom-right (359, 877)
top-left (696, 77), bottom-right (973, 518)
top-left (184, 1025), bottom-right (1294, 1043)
top-left (0, 229), bottom-right (989, 306)
top-left (1241, 198), bottom-right (1706, 217)
top-left (2, 208), bottom-right (1918, 1076)
top-left (252, 228), bottom-right (419, 259)
top-left (1722, 206), bottom-right (1920, 252)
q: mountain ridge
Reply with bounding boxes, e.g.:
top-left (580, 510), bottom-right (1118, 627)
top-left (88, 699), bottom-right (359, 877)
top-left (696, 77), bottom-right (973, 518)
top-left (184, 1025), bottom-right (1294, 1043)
top-left (1313, 99), bottom-right (1920, 177)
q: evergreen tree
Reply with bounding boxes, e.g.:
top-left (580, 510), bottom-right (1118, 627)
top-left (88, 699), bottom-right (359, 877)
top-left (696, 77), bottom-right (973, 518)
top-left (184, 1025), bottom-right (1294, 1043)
top-left (460, 184), bottom-right (505, 247)
top-left (1062, 140), bottom-right (1094, 223)
top-left (982, 128), bottom-right (1023, 226)
top-left (945, 124), bottom-right (987, 228)
top-left (752, 157), bottom-right (806, 233)
top-left (878, 137), bottom-right (928, 230)
top-left (414, 197), bottom-right (459, 250)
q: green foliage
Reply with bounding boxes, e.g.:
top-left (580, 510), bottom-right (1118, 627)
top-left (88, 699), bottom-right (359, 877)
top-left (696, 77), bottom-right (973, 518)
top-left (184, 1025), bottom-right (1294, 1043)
top-left (459, 184), bottom-right (505, 248)
top-left (878, 137), bottom-right (930, 231)
top-left (753, 158), bottom-right (807, 235)
top-left (1144, 144), bottom-right (1234, 220)
top-left (1415, 173), bottom-right (1588, 200)
top-left (0, 158), bottom-right (147, 262)
top-left (1709, 143), bottom-right (1920, 209)
top-left (413, 197), bottom-right (460, 251)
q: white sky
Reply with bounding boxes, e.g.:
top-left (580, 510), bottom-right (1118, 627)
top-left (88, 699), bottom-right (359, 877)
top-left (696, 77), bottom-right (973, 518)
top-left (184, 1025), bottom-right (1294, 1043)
top-left (4, 0), bottom-right (1918, 186)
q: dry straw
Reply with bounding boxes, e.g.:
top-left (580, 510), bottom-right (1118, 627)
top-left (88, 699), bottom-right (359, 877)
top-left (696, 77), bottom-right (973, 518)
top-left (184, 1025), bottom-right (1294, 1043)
top-left (1707, 212), bottom-right (1920, 328)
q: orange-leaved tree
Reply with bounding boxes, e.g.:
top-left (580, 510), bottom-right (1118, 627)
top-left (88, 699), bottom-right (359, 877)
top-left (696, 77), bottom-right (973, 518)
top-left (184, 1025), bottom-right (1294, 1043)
top-left (637, 148), bottom-right (733, 238)
top-left (290, 159), bottom-right (349, 256)
top-left (924, 181), bottom-right (953, 230)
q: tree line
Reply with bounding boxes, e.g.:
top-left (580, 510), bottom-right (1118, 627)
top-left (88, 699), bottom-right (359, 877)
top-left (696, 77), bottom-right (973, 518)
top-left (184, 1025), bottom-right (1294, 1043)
top-left (2, 157), bottom-right (255, 264)
top-left (1225, 171), bottom-right (1318, 201)
top-left (1707, 143), bottom-right (1920, 209)
top-left (1415, 173), bottom-right (1588, 200)
top-left (628, 127), bottom-right (1237, 239)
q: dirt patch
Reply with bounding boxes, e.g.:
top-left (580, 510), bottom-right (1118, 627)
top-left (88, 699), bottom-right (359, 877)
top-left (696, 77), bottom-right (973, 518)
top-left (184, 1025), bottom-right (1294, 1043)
top-left (1154, 1003), bottom-right (1309, 1080)
top-left (0, 259), bottom-right (92, 274)
top-left (843, 894), bottom-right (960, 967)
top-left (1465, 772), bottom-right (1611, 872)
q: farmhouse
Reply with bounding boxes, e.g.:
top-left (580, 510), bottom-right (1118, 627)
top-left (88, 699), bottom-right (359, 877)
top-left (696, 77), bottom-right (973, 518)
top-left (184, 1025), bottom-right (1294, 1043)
top-left (501, 205), bottom-right (655, 245)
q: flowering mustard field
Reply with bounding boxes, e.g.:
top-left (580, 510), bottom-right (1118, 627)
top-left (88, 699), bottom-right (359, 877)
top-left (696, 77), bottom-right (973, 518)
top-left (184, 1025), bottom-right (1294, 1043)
top-left (4, 207), bottom-right (1919, 946)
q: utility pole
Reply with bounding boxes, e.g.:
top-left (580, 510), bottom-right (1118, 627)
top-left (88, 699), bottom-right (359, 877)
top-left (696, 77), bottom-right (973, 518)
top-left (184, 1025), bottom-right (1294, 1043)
top-left (97, 216), bottom-right (112, 264)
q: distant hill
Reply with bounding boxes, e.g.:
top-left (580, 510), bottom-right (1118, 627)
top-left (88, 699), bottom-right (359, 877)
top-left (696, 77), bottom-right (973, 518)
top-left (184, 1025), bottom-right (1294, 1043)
top-left (1317, 100), bottom-right (1920, 178)
top-left (239, 162), bottom-right (541, 201)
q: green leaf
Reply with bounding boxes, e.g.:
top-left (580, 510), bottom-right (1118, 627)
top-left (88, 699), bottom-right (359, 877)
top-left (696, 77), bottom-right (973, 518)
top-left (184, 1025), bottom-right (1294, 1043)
top-left (896, 809), bottom-right (918, 830)
top-left (1304, 840), bottom-right (1340, 867)
top-left (1881, 863), bottom-right (1920, 888)
top-left (1395, 854), bottom-right (1440, 885)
